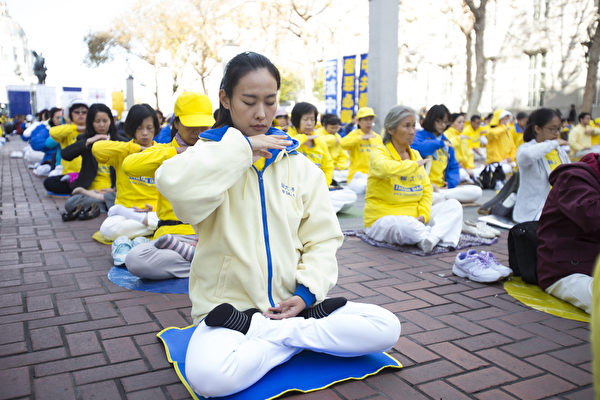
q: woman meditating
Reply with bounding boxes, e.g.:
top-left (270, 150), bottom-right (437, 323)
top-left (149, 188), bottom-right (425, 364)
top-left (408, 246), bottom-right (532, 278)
top-left (364, 105), bottom-right (463, 253)
top-left (155, 52), bottom-right (400, 398)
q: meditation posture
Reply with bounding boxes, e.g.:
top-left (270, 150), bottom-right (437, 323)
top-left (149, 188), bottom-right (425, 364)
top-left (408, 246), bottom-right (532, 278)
top-left (60, 103), bottom-right (123, 221)
top-left (155, 52), bottom-right (400, 398)
top-left (411, 104), bottom-right (482, 204)
top-left (318, 113), bottom-right (350, 183)
top-left (43, 100), bottom-right (88, 194)
top-left (289, 102), bottom-right (356, 213)
top-left (513, 108), bottom-right (570, 223)
top-left (484, 109), bottom-right (516, 176)
top-left (536, 152), bottom-right (600, 314)
top-left (340, 106), bottom-right (383, 194)
top-left (92, 104), bottom-right (160, 242)
top-left (364, 105), bottom-right (463, 253)
top-left (123, 92), bottom-right (215, 279)
top-left (444, 112), bottom-right (475, 182)
top-left (568, 112), bottom-right (600, 158)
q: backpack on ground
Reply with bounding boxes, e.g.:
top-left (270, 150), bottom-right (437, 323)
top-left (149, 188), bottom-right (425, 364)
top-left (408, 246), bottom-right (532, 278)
top-left (477, 162), bottom-right (506, 189)
top-left (507, 221), bottom-right (539, 284)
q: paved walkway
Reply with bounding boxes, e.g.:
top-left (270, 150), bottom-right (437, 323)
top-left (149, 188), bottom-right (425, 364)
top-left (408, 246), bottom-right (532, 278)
top-left (0, 139), bottom-right (593, 400)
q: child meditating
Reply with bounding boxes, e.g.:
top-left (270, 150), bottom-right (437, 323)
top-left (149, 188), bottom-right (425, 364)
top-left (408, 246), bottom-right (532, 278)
top-left (155, 52), bottom-right (401, 398)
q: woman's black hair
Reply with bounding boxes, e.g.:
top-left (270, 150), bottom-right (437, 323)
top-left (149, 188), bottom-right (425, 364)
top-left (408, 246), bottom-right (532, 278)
top-left (321, 113), bottom-right (341, 126)
top-left (290, 102), bottom-right (318, 129)
top-left (124, 104), bottom-right (159, 139)
top-left (85, 103), bottom-right (117, 140)
top-left (422, 104), bottom-right (450, 133)
top-left (449, 112), bottom-right (465, 124)
top-left (48, 107), bottom-right (62, 127)
top-left (523, 108), bottom-right (560, 142)
top-left (213, 52), bottom-right (281, 129)
top-left (170, 116), bottom-right (180, 139)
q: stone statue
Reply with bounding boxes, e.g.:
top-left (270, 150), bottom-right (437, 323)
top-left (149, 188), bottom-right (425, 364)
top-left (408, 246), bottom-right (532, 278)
top-left (32, 50), bottom-right (47, 84)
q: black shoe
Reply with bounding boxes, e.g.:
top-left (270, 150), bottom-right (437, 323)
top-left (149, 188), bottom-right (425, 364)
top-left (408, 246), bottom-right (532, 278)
top-left (61, 204), bottom-right (83, 221)
top-left (78, 203), bottom-right (100, 220)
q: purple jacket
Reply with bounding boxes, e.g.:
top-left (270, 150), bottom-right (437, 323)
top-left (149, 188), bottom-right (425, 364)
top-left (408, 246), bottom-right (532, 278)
top-left (536, 153), bottom-right (600, 290)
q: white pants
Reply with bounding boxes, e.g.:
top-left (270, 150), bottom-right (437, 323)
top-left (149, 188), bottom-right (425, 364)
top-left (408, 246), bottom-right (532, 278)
top-left (365, 199), bottom-right (463, 247)
top-left (99, 205), bottom-right (158, 240)
top-left (24, 148), bottom-right (44, 166)
top-left (545, 273), bottom-right (593, 314)
top-left (333, 169), bottom-right (349, 183)
top-left (432, 185), bottom-right (482, 204)
top-left (348, 171), bottom-right (368, 194)
top-left (329, 188), bottom-right (357, 213)
top-left (185, 301), bottom-right (400, 398)
top-left (125, 235), bottom-right (195, 279)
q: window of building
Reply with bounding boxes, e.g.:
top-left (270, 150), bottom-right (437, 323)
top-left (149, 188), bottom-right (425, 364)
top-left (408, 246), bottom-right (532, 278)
top-left (528, 52), bottom-right (546, 107)
top-left (533, 0), bottom-right (548, 19)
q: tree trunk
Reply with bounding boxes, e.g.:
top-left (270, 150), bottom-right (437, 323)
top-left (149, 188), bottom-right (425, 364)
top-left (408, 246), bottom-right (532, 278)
top-left (466, 0), bottom-right (487, 116)
top-left (465, 31), bottom-right (473, 106)
top-left (582, 16), bottom-right (600, 113)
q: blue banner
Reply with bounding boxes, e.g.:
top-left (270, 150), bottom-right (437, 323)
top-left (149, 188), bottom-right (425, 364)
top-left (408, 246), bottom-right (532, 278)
top-left (358, 53), bottom-right (368, 108)
top-left (8, 90), bottom-right (32, 117)
top-left (340, 55), bottom-right (356, 124)
top-left (324, 59), bottom-right (338, 115)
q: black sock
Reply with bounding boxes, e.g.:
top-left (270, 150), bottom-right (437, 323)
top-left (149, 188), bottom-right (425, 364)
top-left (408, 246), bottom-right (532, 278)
top-left (204, 303), bottom-right (259, 334)
top-left (299, 297), bottom-right (347, 319)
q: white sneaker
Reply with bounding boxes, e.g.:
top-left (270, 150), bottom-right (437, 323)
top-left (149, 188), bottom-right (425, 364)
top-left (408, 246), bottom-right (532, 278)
top-left (452, 251), bottom-right (503, 283)
top-left (111, 236), bottom-right (132, 266)
top-left (131, 236), bottom-right (150, 247)
top-left (473, 250), bottom-right (512, 278)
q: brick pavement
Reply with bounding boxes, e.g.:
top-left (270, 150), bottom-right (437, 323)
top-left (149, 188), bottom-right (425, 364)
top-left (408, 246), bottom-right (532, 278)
top-left (0, 139), bottom-right (593, 400)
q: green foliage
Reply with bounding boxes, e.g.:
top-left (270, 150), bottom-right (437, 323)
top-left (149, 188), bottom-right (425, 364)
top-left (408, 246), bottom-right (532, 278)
top-left (312, 66), bottom-right (324, 99)
top-left (84, 33), bottom-right (116, 66)
top-left (279, 70), bottom-right (303, 104)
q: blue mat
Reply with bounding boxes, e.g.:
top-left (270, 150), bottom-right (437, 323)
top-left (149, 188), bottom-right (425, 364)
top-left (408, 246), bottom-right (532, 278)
top-left (46, 191), bottom-right (70, 197)
top-left (157, 325), bottom-right (402, 400)
top-left (108, 266), bottom-right (189, 294)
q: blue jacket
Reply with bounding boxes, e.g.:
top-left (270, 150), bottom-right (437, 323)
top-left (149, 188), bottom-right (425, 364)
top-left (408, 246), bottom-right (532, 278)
top-left (30, 123), bottom-right (58, 164)
top-left (154, 125), bottom-right (172, 144)
top-left (411, 129), bottom-right (460, 188)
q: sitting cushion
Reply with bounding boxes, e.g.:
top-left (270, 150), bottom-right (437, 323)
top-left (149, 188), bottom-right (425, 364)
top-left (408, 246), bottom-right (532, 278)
top-left (157, 325), bottom-right (402, 400)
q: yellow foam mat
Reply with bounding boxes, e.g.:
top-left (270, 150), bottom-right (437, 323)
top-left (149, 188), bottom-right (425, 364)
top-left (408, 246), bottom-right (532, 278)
top-left (504, 277), bottom-right (590, 323)
top-left (92, 231), bottom-right (112, 245)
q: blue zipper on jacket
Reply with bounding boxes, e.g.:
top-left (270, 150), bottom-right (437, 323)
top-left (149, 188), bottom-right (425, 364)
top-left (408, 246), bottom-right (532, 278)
top-left (253, 166), bottom-right (276, 308)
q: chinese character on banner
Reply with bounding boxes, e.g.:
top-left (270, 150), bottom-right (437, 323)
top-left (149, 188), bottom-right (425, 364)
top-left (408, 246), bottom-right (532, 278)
top-left (358, 53), bottom-right (368, 108)
top-left (341, 55), bottom-right (356, 124)
top-left (323, 59), bottom-right (338, 115)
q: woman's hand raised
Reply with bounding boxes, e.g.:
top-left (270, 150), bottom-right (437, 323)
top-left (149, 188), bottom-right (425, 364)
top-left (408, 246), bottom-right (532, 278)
top-left (248, 134), bottom-right (292, 162)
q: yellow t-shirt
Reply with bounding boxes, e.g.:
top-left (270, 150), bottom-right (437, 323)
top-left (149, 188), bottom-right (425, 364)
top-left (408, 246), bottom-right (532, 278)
top-left (486, 125), bottom-right (516, 164)
top-left (92, 140), bottom-right (159, 210)
top-left (339, 129), bottom-right (383, 181)
top-left (297, 137), bottom-right (333, 186)
top-left (445, 127), bottom-right (474, 170)
top-left (364, 142), bottom-right (432, 227)
top-left (87, 163), bottom-right (112, 191)
top-left (122, 139), bottom-right (195, 238)
top-left (544, 149), bottom-right (561, 172)
top-left (49, 124), bottom-right (82, 174)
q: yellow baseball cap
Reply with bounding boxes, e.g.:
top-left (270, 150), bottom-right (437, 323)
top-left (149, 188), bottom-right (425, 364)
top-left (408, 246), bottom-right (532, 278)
top-left (356, 107), bottom-right (375, 120)
top-left (174, 92), bottom-right (215, 127)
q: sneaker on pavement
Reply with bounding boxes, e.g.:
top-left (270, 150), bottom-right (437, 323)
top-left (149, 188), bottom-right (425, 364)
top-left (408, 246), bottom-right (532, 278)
top-left (473, 250), bottom-right (512, 278)
top-left (111, 236), bottom-right (132, 266)
top-left (452, 250), bottom-right (503, 283)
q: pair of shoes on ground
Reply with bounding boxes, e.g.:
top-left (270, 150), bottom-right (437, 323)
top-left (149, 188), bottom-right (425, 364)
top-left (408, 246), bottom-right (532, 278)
top-left (111, 236), bottom-right (150, 266)
top-left (61, 203), bottom-right (101, 222)
top-left (462, 220), bottom-right (501, 239)
top-left (452, 249), bottom-right (512, 283)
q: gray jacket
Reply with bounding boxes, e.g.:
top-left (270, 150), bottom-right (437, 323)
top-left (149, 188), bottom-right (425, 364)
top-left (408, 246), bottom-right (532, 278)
top-left (513, 140), bottom-right (570, 223)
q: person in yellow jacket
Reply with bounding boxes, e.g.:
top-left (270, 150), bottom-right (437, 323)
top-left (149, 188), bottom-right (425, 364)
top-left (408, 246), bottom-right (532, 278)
top-left (43, 99), bottom-right (88, 193)
top-left (483, 109), bottom-right (516, 176)
top-left (364, 105), bottom-right (463, 253)
top-left (568, 112), bottom-right (600, 158)
top-left (289, 103), bottom-right (356, 213)
top-left (319, 113), bottom-right (350, 183)
top-left (462, 115), bottom-right (487, 161)
top-left (340, 106), bottom-right (383, 194)
top-left (92, 104), bottom-right (160, 243)
top-left (122, 92), bottom-right (215, 279)
top-left (154, 52), bottom-right (400, 398)
top-left (444, 112), bottom-right (475, 182)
